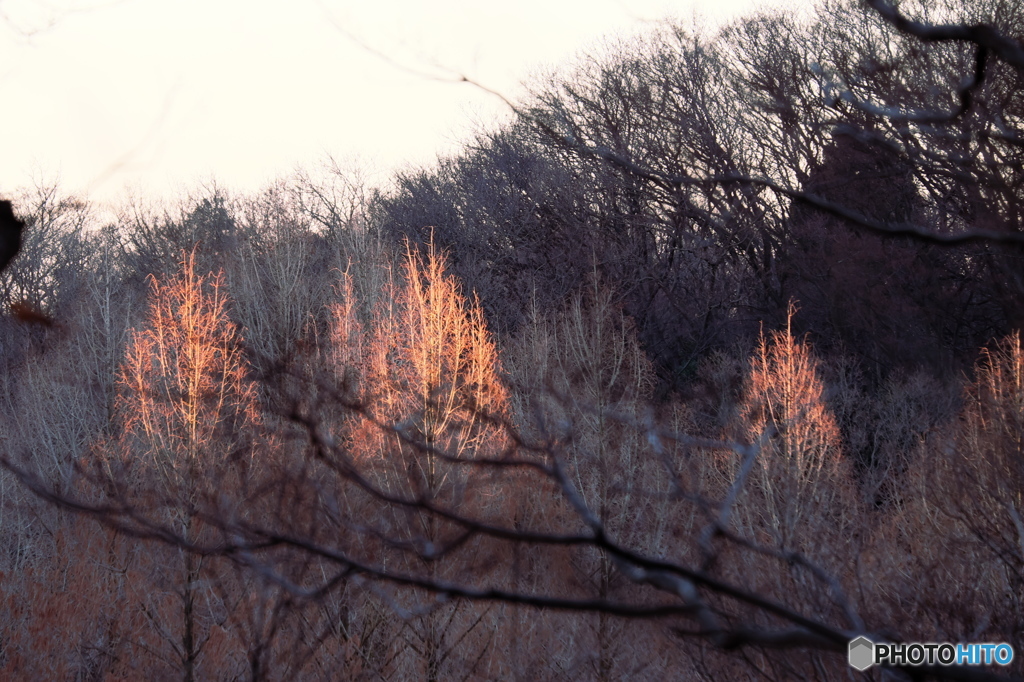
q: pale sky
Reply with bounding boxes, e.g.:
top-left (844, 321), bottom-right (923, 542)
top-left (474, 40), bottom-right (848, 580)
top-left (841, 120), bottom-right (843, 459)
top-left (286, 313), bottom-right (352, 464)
top-left (0, 0), bottom-right (780, 210)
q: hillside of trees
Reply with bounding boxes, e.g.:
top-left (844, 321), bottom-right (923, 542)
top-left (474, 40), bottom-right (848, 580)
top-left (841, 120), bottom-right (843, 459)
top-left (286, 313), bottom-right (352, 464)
top-left (0, 0), bottom-right (1022, 679)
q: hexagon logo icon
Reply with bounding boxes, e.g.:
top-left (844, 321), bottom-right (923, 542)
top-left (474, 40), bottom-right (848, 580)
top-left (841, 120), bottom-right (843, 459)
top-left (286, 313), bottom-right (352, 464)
top-left (849, 636), bottom-right (875, 671)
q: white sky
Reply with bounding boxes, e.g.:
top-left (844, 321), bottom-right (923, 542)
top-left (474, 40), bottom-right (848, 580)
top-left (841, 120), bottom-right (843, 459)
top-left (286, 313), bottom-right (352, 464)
top-left (0, 0), bottom-right (780, 211)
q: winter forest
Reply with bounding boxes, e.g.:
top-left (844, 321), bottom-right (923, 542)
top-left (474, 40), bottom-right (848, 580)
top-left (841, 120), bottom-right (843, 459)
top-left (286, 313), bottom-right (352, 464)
top-left (1, 0), bottom-right (1023, 679)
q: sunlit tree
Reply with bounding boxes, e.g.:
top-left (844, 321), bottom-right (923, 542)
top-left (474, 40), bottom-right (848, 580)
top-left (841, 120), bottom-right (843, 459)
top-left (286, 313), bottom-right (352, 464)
top-left (107, 248), bottom-right (262, 680)
top-left (328, 238), bottom-right (511, 680)
top-left (118, 249), bottom-right (259, 481)
top-left (347, 237), bottom-right (509, 498)
top-left (730, 309), bottom-right (858, 555)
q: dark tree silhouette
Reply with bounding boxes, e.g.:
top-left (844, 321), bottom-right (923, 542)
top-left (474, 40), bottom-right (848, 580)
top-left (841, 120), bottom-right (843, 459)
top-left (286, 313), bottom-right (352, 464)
top-left (0, 200), bottom-right (24, 274)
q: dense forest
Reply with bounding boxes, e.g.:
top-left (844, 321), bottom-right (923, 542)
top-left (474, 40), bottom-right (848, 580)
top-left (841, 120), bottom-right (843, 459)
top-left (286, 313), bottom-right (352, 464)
top-left (0, 0), bottom-right (1022, 678)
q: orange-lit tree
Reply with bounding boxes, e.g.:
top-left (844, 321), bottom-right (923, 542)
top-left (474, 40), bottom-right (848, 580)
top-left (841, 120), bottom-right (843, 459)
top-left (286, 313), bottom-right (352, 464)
top-left (336, 238), bottom-right (510, 506)
top-left (104, 249), bottom-right (262, 680)
top-left (329, 239), bottom-right (512, 679)
top-left (118, 250), bottom-right (259, 484)
top-left (730, 313), bottom-right (858, 556)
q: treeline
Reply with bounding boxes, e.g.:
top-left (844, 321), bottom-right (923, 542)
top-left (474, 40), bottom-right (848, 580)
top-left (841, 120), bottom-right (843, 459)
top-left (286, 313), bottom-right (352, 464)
top-left (376, 0), bottom-right (1024, 392)
top-left (0, 0), bottom-right (1021, 679)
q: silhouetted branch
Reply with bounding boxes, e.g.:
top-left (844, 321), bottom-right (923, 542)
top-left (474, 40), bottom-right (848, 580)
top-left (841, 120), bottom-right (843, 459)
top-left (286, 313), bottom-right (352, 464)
top-left (865, 0), bottom-right (1024, 71)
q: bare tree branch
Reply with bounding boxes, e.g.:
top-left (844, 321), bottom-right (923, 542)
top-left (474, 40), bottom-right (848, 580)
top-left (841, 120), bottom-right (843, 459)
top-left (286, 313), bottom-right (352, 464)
top-left (865, 0), bottom-right (1024, 71)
